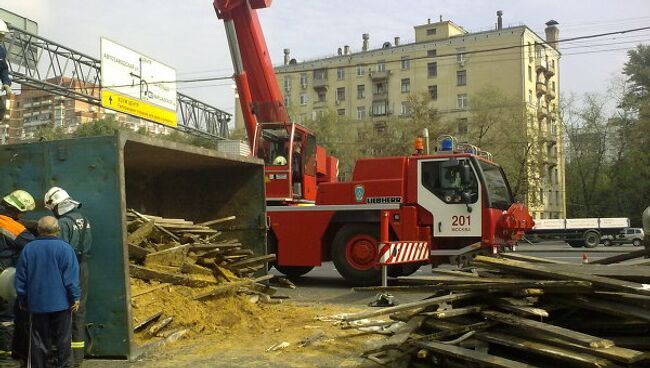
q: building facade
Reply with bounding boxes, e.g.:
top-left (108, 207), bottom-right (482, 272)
top-left (268, 16), bottom-right (565, 219)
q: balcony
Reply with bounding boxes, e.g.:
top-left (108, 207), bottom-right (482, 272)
top-left (537, 107), bottom-right (548, 120)
top-left (313, 99), bottom-right (327, 108)
top-left (369, 70), bottom-right (390, 80)
top-left (312, 78), bottom-right (328, 90)
top-left (545, 63), bottom-right (556, 78)
top-left (535, 57), bottom-right (548, 73)
top-left (546, 89), bottom-right (556, 100)
top-left (536, 81), bottom-right (547, 97)
top-left (372, 91), bottom-right (388, 101)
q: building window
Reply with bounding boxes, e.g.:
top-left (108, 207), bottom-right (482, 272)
top-left (357, 106), bottom-right (366, 120)
top-left (300, 73), bottom-right (308, 88)
top-left (375, 82), bottom-right (386, 95)
top-left (299, 93), bottom-right (307, 105)
top-left (283, 95), bottom-right (290, 107)
top-left (317, 90), bottom-right (326, 102)
top-left (336, 87), bottom-right (346, 101)
top-left (456, 48), bottom-right (466, 63)
top-left (427, 62), bottom-right (437, 78)
top-left (427, 49), bottom-right (437, 58)
top-left (356, 64), bottom-right (366, 76)
top-left (401, 78), bottom-right (410, 93)
top-left (528, 66), bottom-right (532, 82)
top-left (457, 94), bottom-right (468, 109)
top-left (528, 89), bottom-right (533, 103)
top-left (552, 81), bottom-right (556, 92)
top-left (377, 61), bottom-right (386, 72)
top-left (283, 76), bottom-right (291, 92)
top-left (457, 70), bottom-right (467, 86)
top-left (457, 118), bottom-right (468, 134)
top-left (337, 108), bottom-right (346, 116)
top-left (357, 84), bottom-right (365, 99)
top-left (372, 102), bottom-right (387, 116)
top-left (337, 67), bottom-right (345, 80)
top-left (401, 101), bottom-right (411, 116)
top-left (314, 69), bottom-right (327, 80)
top-left (426, 28), bottom-right (436, 35)
top-left (401, 56), bottom-right (410, 70)
top-left (428, 85), bottom-right (438, 100)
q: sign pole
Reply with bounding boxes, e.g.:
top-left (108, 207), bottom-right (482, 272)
top-left (380, 211), bottom-right (389, 289)
top-left (369, 210), bottom-right (396, 307)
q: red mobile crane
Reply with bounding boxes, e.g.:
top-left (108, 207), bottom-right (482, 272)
top-left (213, 0), bottom-right (534, 284)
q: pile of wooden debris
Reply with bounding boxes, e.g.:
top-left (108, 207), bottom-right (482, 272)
top-left (126, 209), bottom-right (285, 344)
top-left (343, 251), bottom-right (650, 367)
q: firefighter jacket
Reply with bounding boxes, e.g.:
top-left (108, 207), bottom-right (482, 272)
top-left (0, 212), bottom-right (35, 269)
top-left (57, 210), bottom-right (92, 259)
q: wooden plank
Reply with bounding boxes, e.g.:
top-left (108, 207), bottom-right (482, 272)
top-left (555, 295), bottom-right (650, 322)
top-left (196, 215), bottom-right (237, 227)
top-left (192, 274), bottom-right (273, 300)
top-left (129, 210), bottom-right (180, 241)
top-left (476, 331), bottom-right (623, 368)
top-left (127, 220), bottom-right (155, 246)
top-left (606, 336), bottom-right (650, 350)
top-left (144, 244), bottom-right (190, 268)
top-left (131, 284), bottom-right (169, 298)
top-left (589, 247), bottom-right (650, 265)
top-left (412, 340), bottom-right (535, 368)
top-left (398, 275), bottom-right (537, 284)
top-left (342, 292), bottom-right (479, 322)
top-left (420, 305), bottom-right (484, 318)
top-left (133, 310), bottom-right (162, 332)
top-left (381, 316), bottom-right (425, 349)
top-left (481, 310), bottom-right (614, 349)
top-left (227, 254), bottom-right (276, 269)
top-left (473, 255), bottom-right (650, 296)
top-left (501, 253), bottom-right (570, 264)
top-left (189, 243), bottom-right (241, 251)
top-left (149, 317), bottom-right (173, 336)
top-left (507, 329), bottom-right (647, 364)
top-left (128, 243), bottom-right (151, 260)
top-left (129, 264), bottom-right (216, 287)
top-left (536, 264), bottom-right (650, 281)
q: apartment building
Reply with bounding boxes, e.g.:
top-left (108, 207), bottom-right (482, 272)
top-left (269, 13), bottom-right (565, 219)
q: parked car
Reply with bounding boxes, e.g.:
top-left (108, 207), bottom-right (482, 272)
top-left (602, 228), bottom-right (645, 246)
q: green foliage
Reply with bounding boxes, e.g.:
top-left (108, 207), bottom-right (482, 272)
top-left (565, 44), bottom-right (650, 225)
top-left (72, 116), bottom-right (123, 137)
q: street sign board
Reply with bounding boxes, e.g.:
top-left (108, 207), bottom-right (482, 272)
top-left (100, 38), bottom-right (177, 126)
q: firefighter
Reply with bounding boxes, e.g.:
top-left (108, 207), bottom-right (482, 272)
top-left (44, 187), bottom-right (92, 367)
top-left (0, 189), bottom-right (35, 362)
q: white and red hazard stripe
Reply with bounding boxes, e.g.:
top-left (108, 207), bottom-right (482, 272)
top-left (378, 241), bottom-right (429, 265)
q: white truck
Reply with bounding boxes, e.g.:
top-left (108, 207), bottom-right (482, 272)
top-left (527, 217), bottom-right (630, 248)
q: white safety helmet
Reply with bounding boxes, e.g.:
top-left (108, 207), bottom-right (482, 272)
top-left (272, 156), bottom-right (287, 165)
top-left (0, 20), bottom-right (8, 35)
top-left (44, 186), bottom-right (80, 212)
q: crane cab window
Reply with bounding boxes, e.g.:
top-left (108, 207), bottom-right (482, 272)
top-left (421, 159), bottom-right (478, 204)
top-left (258, 127), bottom-right (290, 166)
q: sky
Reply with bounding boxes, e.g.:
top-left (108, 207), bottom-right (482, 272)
top-left (1, 0), bottom-right (649, 117)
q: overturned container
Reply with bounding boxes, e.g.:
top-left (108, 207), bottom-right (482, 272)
top-left (0, 132), bottom-right (266, 359)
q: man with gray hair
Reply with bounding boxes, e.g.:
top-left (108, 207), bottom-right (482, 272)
top-left (14, 216), bottom-right (80, 368)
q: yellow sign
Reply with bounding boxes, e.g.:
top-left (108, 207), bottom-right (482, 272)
top-left (101, 90), bottom-right (177, 127)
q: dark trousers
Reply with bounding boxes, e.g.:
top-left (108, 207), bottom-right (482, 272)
top-left (11, 301), bottom-right (29, 360)
top-left (72, 259), bottom-right (88, 365)
top-left (29, 310), bottom-right (72, 368)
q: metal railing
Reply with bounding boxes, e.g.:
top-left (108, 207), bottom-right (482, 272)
top-left (2, 25), bottom-right (231, 139)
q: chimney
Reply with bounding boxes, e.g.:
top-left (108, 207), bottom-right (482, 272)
top-left (344, 45), bottom-right (350, 55)
top-left (394, 37), bottom-right (400, 46)
top-left (545, 20), bottom-right (560, 49)
top-left (362, 33), bottom-right (369, 52)
top-left (283, 48), bottom-right (290, 65)
top-left (496, 10), bottom-right (503, 30)
top-left (337, 47), bottom-right (342, 56)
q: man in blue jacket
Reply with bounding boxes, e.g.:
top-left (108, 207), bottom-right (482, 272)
top-left (15, 216), bottom-right (80, 368)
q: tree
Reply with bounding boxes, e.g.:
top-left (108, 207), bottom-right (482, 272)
top-left (465, 86), bottom-right (538, 202)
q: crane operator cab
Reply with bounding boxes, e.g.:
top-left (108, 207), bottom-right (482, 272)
top-left (256, 123), bottom-right (317, 203)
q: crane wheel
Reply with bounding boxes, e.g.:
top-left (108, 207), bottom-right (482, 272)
top-left (275, 265), bottom-right (314, 278)
top-left (332, 224), bottom-right (381, 286)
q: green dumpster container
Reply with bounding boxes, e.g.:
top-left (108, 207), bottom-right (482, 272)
top-left (0, 132), bottom-right (266, 359)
